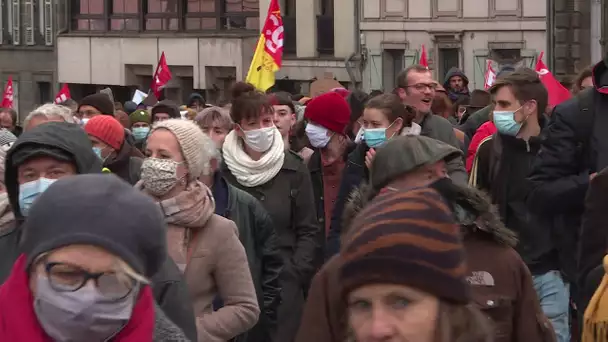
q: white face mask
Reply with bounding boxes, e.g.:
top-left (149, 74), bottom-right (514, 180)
top-left (305, 123), bottom-right (332, 148)
top-left (241, 125), bottom-right (276, 153)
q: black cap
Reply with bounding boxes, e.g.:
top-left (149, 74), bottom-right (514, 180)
top-left (78, 93), bottom-right (115, 115)
top-left (21, 174), bottom-right (167, 278)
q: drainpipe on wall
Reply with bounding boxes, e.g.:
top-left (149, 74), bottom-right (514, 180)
top-left (344, 0), bottom-right (361, 88)
top-left (546, 0), bottom-right (554, 71)
top-left (54, 1), bottom-right (70, 93)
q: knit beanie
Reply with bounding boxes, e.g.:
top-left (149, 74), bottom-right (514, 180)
top-left (130, 109), bottom-right (151, 125)
top-left (0, 128), bottom-right (16, 147)
top-left (84, 115), bottom-right (125, 150)
top-left (339, 187), bottom-right (470, 304)
top-left (78, 93), bottom-right (115, 115)
top-left (151, 119), bottom-right (207, 181)
top-left (21, 174), bottom-right (167, 278)
top-left (124, 101), bottom-right (137, 114)
top-left (151, 100), bottom-right (180, 120)
top-left (304, 92), bottom-right (350, 135)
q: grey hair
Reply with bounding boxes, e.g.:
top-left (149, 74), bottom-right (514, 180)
top-left (24, 104), bottom-right (75, 128)
top-left (200, 131), bottom-right (221, 176)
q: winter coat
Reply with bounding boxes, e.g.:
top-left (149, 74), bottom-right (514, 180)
top-left (466, 121), bottom-right (497, 173)
top-left (221, 151), bottom-right (320, 342)
top-left (458, 105), bottom-right (492, 139)
top-left (297, 181), bottom-right (555, 342)
top-left (0, 122), bottom-right (103, 284)
top-left (151, 257), bottom-right (198, 342)
top-left (104, 139), bottom-right (143, 185)
top-left (212, 174), bottom-right (283, 342)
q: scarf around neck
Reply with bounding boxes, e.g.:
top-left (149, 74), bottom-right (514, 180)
top-left (0, 254), bottom-right (156, 342)
top-left (222, 129), bottom-right (285, 187)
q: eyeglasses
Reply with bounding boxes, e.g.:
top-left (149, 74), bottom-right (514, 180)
top-left (44, 262), bottom-right (137, 300)
top-left (403, 83), bottom-right (438, 92)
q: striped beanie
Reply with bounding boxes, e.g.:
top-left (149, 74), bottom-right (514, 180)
top-left (339, 187), bottom-right (470, 304)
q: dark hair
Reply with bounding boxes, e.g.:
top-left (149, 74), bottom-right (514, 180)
top-left (289, 119), bottom-right (309, 152)
top-left (365, 93), bottom-right (416, 127)
top-left (114, 102), bottom-right (124, 111)
top-left (0, 108), bottom-right (17, 125)
top-left (345, 90), bottom-right (369, 138)
top-left (268, 91), bottom-right (296, 114)
top-left (292, 94), bottom-right (305, 101)
top-left (396, 64), bottom-right (431, 88)
top-left (450, 95), bottom-right (470, 117)
top-left (230, 82), bottom-right (273, 124)
top-left (572, 65), bottom-right (593, 95)
top-left (489, 68), bottom-right (548, 116)
top-left (369, 89), bottom-right (383, 98)
top-left (430, 92), bottom-right (453, 119)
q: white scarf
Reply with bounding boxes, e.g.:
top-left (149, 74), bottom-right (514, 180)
top-left (222, 129), bottom-right (285, 187)
top-left (401, 122), bottom-right (422, 136)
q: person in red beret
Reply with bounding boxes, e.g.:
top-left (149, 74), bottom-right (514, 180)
top-left (84, 115), bottom-right (143, 185)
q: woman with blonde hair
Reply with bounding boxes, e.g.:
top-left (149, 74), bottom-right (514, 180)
top-left (138, 118), bottom-right (259, 341)
top-left (0, 174), bottom-right (189, 341)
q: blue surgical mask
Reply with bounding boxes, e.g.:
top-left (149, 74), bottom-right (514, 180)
top-left (18, 177), bottom-right (57, 216)
top-left (363, 121), bottom-right (396, 148)
top-left (493, 110), bottom-right (522, 136)
top-left (132, 127), bottom-right (150, 141)
top-left (92, 147), bottom-right (103, 159)
top-left (80, 118), bottom-right (89, 126)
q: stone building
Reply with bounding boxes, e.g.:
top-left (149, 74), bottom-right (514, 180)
top-left (56, 0), bottom-right (359, 104)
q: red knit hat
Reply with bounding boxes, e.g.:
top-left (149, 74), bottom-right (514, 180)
top-left (304, 92), bottom-right (350, 135)
top-left (84, 115), bottom-right (125, 150)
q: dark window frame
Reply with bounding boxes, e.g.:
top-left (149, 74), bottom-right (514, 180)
top-left (69, 0), bottom-right (260, 32)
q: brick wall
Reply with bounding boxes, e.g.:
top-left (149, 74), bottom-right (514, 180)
top-left (551, 0), bottom-right (591, 80)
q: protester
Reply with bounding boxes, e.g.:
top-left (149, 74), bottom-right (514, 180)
top-left (195, 106), bottom-right (233, 148)
top-left (571, 66), bottom-right (593, 95)
top-left (443, 67), bottom-right (471, 101)
top-left (221, 82), bottom-right (319, 342)
top-left (124, 100), bottom-right (137, 114)
top-left (77, 93), bottom-right (115, 122)
top-left (431, 89), bottom-right (456, 124)
top-left (340, 188), bottom-right (492, 342)
top-left (345, 89), bottom-right (369, 140)
top-left (0, 174), bottom-right (190, 341)
top-left (23, 104), bottom-right (74, 131)
top-left (58, 98), bottom-right (78, 117)
top-left (0, 108), bottom-right (22, 137)
top-left (394, 65), bottom-right (467, 177)
top-left (151, 100), bottom-right (180, 122)
top-left (115, 109), bottom-right (131, 128)
top-left (458, 89), bottom-right (492, 125)
top-left (0, 122), bottom-right (102, 283)
top-left (472, 68), bottom-right (568, 341)
top-left (466, 117), bottom-right (497, 173)
top-left (200, 134), bottom-right (283, 342)
top-left (270, 92), bottom-right (297, 150)
top-left (84, 115), bottom-right (143, 185)
top-left (129, 109), bottom-right (152, 151)
top-left (188, 92), bottom-right (206, 111)
top-left (139, 118), bottom-right (259, 340)
top-left (527, 56), bottom-right (608, 315)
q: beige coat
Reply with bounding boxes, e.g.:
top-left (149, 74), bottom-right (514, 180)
top-left (169, 214), bottom-right (260, 341)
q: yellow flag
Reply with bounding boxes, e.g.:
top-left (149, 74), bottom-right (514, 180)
top-left (246, 36), bottom-right (277, 91)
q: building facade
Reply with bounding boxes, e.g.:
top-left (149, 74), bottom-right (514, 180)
top-left (57, 0), bottom-right (359, 104)
top-left (0, 0), bottom-right (64, 119)
top-left (360, 0), bottom-right (547, 91)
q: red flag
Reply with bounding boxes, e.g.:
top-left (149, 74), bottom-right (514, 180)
top-left (484, 60), bottom-right (496, 90)
top-left (151, 52), bottom-right (172, 99)
top-left (1, 77), bottom-right (14, 108)
top-left (245, 0), bottom-right (283, 91)
top-left (419, 45), bottom-right (428, 68)
top-left (535, 52), bottom-right (571, 107)
top-left (53, 84), bottom-right (71, 104)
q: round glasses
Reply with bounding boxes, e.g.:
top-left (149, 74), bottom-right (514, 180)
top-left (44, 262), bottom-right (137, 300)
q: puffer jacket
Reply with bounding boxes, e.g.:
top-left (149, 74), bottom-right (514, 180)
top-left (297, 180), bottom-right (555, 342)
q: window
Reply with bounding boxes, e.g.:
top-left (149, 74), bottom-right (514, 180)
top-left (146, 0), bottom-right (179, 31)
top-left (110, 0), bottom-right (139, 31)
top-left (383, 50), bottom-right (403, 91)
top-left (71, 0), bottom-right (105, 30)
top-left (490, 49), bottom-right (521, 68)
top-left (438, 48), bottom-right (459, 82)
top-left (185, 0), bottom-right (217, 30)
top-left (37, 81), bottom-right (51, 104)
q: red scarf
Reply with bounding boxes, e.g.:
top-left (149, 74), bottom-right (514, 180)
top-left (0, 254), bottom-right (156, 341)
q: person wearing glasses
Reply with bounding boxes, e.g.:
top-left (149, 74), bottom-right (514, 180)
top-left (0, 174), bottom-right (190, 341)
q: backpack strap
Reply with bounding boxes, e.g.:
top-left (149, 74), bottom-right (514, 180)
top-left (468, 135), bottom-right (494, 188)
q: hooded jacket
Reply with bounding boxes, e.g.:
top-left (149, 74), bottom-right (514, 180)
top-left (443, 67), bottom-right (470, 101)
top-left (104, 139), bottom-right (143, 185)
top-left (0, 122), bottom-right (102, 284)
top-left (297, 180), bottom-right (555, 342)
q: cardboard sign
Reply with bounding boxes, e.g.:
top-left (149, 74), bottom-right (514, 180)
top-left (309, 72), bottom-right (344, 98)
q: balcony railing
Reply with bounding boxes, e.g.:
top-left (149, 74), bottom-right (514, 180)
top-left (283, 16), bottom-right (296, 55)
top-left (316, 15), bottom-right (334, 56)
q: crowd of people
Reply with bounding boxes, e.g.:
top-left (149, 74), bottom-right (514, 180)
top-left (0, 57), bottom-right (606, 342)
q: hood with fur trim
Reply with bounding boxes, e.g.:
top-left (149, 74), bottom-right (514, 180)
top-left (341, 180), bottom-right (517, 248)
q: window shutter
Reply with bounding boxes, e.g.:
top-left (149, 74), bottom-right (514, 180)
top-left (517, 49), bottom-right (538, 69)
top-left (24, 0), bottom-right (34, 45)
top-left (367, 50), bottom-right (383, 91)
top-left (43, 0), bottom-right (52, 45)
top-left (11, 0), bottom-right (19, 45)
top-left (473, 49), bottom-right (490, 90)
top-left (403, 49), bottom-right (417, 69)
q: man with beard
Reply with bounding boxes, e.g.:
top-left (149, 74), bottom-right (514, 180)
top-left (443, 67), bottom-right (471, 102)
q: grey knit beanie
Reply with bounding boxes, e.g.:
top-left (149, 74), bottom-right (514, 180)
top-left (151, 119), bottom-right (208, 181)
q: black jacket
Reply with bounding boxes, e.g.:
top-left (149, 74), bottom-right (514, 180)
top-left (104, 140), bottom-right (143, 185)
top-left (476, 127), bottom-right (559, 276)
top-left (0, 122), bottom-right (103, 284)
top-left (212, 175), bottom-right (283, 342)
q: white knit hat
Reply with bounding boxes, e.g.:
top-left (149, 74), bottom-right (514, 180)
top-left (151, 119), bottom-right (208, 181)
